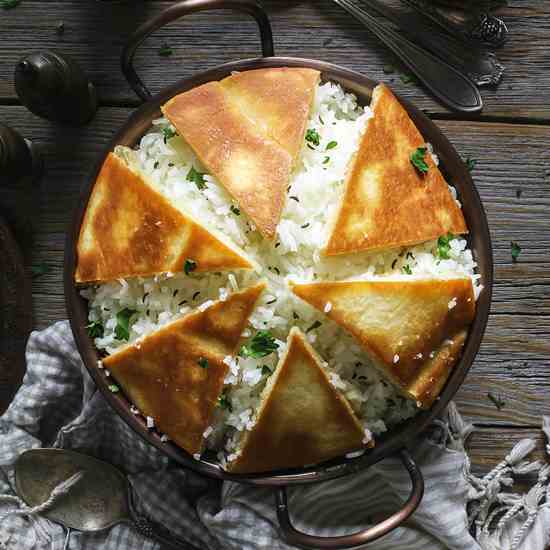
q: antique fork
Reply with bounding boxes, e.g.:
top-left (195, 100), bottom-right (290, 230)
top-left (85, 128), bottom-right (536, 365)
top-left (332, 0), bottom-right (483, 113)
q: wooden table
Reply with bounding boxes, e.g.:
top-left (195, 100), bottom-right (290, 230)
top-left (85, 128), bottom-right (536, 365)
top-left (1, 1), bottom-right (549, 478)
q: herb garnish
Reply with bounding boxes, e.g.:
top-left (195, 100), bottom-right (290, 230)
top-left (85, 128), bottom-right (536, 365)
top-left (197, 357), bottom-right (209, 369)
top-left (108, 384), bottom-right (120, 393)
top-left (293, 311), bottom-right (299, 320)
top-left (436, 233), bottom-right (455, 260)
top-left (402, 265), bottom-right (412, 275)
top-left (86, 320), bottom-right (104, 338)
top-left (114, 308), bottom-right (137, 341)
top-left (192, 291), bottom-right (201, 300)
top-left (410, 147), bottom-right (429, 175)
top-left (323, 156), bottom-right (330, 165)
top-left (326, 141), bottom-right (338, 151)
top-left (31, 263), bottom-right (50, 278)
top-left (159, 43), bottom-right (173, 57)
top-left (319, 115), bottom-right (324, 125)
top-left (240, 330), bottom-right (279, 359)
top-left (218, 390), bottom-right (232, 412)
top-left (1, 0), bottom-right (20, 9)
top-left (465, 157), bottom-right (477, 172)
top-left (184, 259), bottom-right (197, 275)
top-left (266, 298), bottom-right (277, 305)
top-left (511, 241), bottom-right (521, 262)
top-left (261, 365), bottom-right (272, 376)
top-left (289, 196), bottom-right (300, 202)
top-left (306, 320), bottom-right (322, 333)
top-left (230, 205), bottom-right (240, 216)
top-left (305, 128), bottom-right (321, 146)
top-left (301, 223), bottom-right (310, 229)
top-left (186, 166), bottom-right (207, 190)
top-left (162, 127), bottom-right (177, 141)
top-left (391, 259), bottom-right (398, 269)
top-left (487, 392), bottom-right (505, 410)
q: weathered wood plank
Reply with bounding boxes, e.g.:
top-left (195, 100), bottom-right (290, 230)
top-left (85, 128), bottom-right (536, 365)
top-left (0, 104), bottom-right (548, 428)
top-left (0, 1), bottom-right (549, 118)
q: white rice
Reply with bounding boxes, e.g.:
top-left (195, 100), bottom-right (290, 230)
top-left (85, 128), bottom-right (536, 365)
top-left (82, 82), bottom-right (482, 461)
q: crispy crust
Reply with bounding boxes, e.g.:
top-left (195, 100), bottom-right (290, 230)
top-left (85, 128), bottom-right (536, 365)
top-left (103, 283), bottom-right (266, 455)
top-left (228, 327), bottom-right (367, 473)
top-left (75, 153), bottom-right (254, 283)
top-left (325, 84), bottom-right (467, 256)
top-left (162, 81), bottom-right (293, 240)
top-left (220, 67), bottom-right (320, 162)
top-left (291, 278), bottom-right (475, 408)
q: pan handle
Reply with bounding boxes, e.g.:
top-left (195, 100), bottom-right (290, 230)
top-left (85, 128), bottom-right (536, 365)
top-left (121, 0), bottom-right (274, 102)
top-left (275, 449), bottom-right (424, 549)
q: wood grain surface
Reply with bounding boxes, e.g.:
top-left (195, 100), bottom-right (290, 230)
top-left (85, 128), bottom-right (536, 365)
top-left (0, 0), bottom-right (548, 473)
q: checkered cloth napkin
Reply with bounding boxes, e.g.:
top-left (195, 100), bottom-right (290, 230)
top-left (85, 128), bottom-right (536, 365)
top-left (0, 321), bottom-right (549, 550)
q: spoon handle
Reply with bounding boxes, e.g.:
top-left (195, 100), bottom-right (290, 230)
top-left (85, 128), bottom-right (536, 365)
top-left (133, 516), bottom-right (203, 550)
top-left (333, 0), bottom-right (483, 113)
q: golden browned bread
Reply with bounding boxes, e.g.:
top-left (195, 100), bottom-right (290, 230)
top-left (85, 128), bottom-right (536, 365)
top-left (227, 327), bottom-right (367, 473)
top-left (162, 68), bottom-right (320, 241)
top-left (75, 153), bottom-right (254, 283)
top-left (290, 278), bottom-right (475, 408)
top-left (102, 282), bottom-right (266, 455)
top-left (220, 67), bottom-right (320, 162)
top-left (324, 84), bottom-right (467, 256)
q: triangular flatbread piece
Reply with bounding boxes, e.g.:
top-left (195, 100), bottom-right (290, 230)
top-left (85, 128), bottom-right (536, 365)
top-left (75, 153), bottom-right (254, 283)
top-left (162, 82), bottom-right (293, 240)
top-left (291, 278), bottom-right (475, 408)
top-left (325, 84), bottom-right (467, 256)
top-left (220, 68), bottom-right (320, 162)
top-left (103, 282), bottom-right (266, 455)
top-left (228, 327), bottom-right (367, 473)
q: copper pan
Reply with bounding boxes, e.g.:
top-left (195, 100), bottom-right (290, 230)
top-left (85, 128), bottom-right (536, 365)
top-left (64, 1), bottom-right (493, 547)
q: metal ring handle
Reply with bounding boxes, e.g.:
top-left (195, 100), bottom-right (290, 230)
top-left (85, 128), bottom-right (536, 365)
top-left (121, 0), bottom-right (274, 102)
top-left (275, 449), bottom-right (424, 549)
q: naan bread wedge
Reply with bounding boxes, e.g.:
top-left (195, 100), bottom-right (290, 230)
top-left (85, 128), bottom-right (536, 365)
top-left (162, 82), bottom-right (293, 240)
top-left (325, 84), bottom-right (467, 256)
top-left (228, 327), bottom-right (367, 473)
top-left (220, 68), bottom-right (320, 162)
top-left (76, 153), bottom-right (254, 284)
top-left (291, 278), bottom-right (475, 408)
top-left (102, 282), bottom-right (266, 455)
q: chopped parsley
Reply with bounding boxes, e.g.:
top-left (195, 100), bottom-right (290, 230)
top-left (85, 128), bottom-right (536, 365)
top-left (261, 365), bottom-right (273, 376)
top-left (31, 263), bottom-right (50, 278)
top-left (436, 233), bottom-right (455, 260)
top-left (306, 320), bottom-right (322, 333)
top-left (511, 241), bottom-right (521, 262)
top-left (230, 205), bottom-right (240, 216)
top-left (293, 311), bottom-right (299, 320)
top-left (154, 161), bottom-right (159, 169)
top-left (240, 330), bottom-right (279, 359)
top-left (86, 320), bottom-right (104, 338)
top-left (326, 141), bottom-right (338, 151)
top-left (114, 308), bottom-right (137, 341)
top-left (391, 259), bottom-right (398, 269)
top-left (289, 196), bottom-right (300, 202)
top-left (402, 264), bottom-right (412, 275)
top-left (159, 43), bottom-right (173, 57)
top-left (323, 156), bottom-right (330, 165)
top-left (218, 390), bottom-right (232, 412)
top-left (162, 127), bottom-right (177, 141)
top-left (186, 166), bottom-right (207, 190)
top-left (301, 223), bottom-right (310, 229)
top-left (406, 251), bottom-right (415, 260)
top-left (184, 259), bottom-right (197, 275)
top-left (266, 298), bottom-right (277, 305)
top-left (410, 147), bottom-right (429, 175)
top-left (487, 392), bottom-right (505, 410)
top-left (465, 157), bottom-right (477, 171)
top-left (305, 128), bottom-right (321, 146)
top-left (108, 384), bottom-right (120, 393)
top-left (197, 357), bottom-right (209, 369)
top-left (192, 291), bottom-right (201, 300)
top-left (1, 0), bottom-right (20, 9)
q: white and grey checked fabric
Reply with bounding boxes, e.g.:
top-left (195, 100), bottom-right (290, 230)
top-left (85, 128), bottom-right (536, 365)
top-left (0, 321), bottom-right (548, 550)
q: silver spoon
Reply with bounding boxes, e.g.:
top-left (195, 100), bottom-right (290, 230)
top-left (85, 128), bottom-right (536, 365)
top-left (14, 448), bottom-right (199, 550)
top-left (333, 0), bottom-right (483, 113)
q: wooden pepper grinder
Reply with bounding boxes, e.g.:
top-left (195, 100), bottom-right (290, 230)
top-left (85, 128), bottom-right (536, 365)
top-left (14, 51), bottom-right (97, 126)
top-left (0, 124), bottom-right (43, 186)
